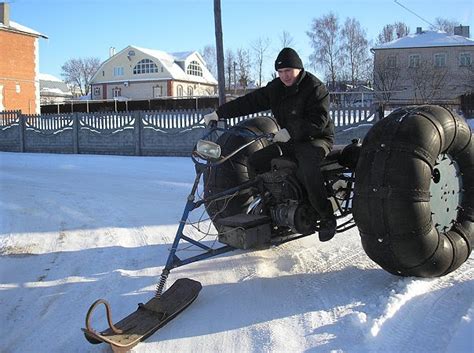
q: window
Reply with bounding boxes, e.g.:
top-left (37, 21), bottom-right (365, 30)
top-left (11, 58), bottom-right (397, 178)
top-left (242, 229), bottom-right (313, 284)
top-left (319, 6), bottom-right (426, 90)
top-left (93, 87), bottom-right (101, 96)
top-left (113, 67), bottom-right (124, 76)
top-left (434, 53), bottom-right (447, 67)
top-left (133, 59), bottom-right (159, 74)
top-left (176, 85), bottom-right (183, 97)
top-left (459, 53), bottom-right (471, 67)
top-left (112, 87), bottom-right (121, 98)
top-left (153, 85), bottom-right (163, 98)
top-left (187, 86), bottom-right (194, 96)
top-left (186, 60), bottom-right (203, 77)
top-left (387, 55), bottom-right (397, 68)
top-left (409, 54), bottom-right (420, 68)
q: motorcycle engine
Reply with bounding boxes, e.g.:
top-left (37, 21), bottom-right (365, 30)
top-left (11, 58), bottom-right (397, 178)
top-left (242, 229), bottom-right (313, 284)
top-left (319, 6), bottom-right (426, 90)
top-left (259, 164), bottom-right (317, 235)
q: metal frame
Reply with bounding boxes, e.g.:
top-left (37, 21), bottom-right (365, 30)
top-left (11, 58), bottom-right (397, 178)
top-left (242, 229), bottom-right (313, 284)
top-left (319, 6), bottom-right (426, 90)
top-left (164, 167), bottom-right (260, 271)
top-left (155, 123), bottom-right (357, 297)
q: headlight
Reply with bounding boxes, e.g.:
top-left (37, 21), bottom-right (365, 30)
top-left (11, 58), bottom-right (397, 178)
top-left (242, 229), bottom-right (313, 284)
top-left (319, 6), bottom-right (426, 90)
top-left (196, 140), bottom-right (221, 160)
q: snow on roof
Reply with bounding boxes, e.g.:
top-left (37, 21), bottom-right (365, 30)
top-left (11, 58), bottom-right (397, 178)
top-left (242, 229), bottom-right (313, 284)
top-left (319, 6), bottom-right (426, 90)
top-left (0, 20), bottom-right (47, 38)
top-left (132, 46), bottom-right (176, 63)
top-left (172, 51), bottom-right (195, 61)
top-left (131, 46), bottom-right (188, 80)
top-left (91, 45), bottom-right (217, 85)
top-left (129, 46), bottom-right (216, 84)
top-left (39, 73), bottom-right (62, 82)
top-left (39, 76), bottom-right (72, 96)
top-left (373, 30), bottom-right (474, 50)
top-left (130, 47), bottom-right (197, 63)
top-left (40, 87), bottom-right (72, 97)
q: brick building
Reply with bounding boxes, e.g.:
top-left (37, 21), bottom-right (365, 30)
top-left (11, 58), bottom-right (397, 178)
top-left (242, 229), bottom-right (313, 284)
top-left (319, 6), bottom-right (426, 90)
top-left (0, 2), bottom-right (47, 114)
top-left (372, 26), bottom-right (473, 105)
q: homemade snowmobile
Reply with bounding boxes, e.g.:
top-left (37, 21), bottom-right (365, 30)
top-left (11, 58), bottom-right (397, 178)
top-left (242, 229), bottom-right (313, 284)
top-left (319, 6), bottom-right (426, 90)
top-left (83, 105), bottom-right (473, 352)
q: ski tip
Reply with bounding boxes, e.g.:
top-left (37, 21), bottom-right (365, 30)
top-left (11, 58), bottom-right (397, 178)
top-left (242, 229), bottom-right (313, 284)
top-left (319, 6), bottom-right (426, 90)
top-left (174, 278), bottom-right (202, 291)
top-left (82, 277), bottom-right (203, 349)
top-left (82, 328), bottom-right (103, 345)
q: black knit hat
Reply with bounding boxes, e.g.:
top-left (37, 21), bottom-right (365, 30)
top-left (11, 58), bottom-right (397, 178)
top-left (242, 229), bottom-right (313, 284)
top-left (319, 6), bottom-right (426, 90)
top-left (274, 47), bottom-right (303, 70)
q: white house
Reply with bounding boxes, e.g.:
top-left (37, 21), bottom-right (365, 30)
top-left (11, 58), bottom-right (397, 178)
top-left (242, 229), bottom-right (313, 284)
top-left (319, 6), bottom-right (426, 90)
top-left (372, 25), bottom-right (473, 104)
top-left (89, 45), bottom-right (218, 101)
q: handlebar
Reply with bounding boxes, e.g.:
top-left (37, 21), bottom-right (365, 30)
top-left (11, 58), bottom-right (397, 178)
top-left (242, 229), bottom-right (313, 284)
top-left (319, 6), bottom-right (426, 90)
top-left (205, 121), bottom-right (274, 140)
top-left (192, 122), bottom-right (275, 167)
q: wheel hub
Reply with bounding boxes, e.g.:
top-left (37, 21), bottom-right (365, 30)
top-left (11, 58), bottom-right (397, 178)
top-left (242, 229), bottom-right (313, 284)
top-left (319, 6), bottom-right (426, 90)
top-left (429, 154), bottom-right (462, 232)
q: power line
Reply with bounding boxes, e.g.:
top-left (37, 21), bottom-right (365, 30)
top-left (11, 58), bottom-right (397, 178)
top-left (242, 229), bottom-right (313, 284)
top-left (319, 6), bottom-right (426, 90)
top-left (393, 0), bottom-right (435, 29)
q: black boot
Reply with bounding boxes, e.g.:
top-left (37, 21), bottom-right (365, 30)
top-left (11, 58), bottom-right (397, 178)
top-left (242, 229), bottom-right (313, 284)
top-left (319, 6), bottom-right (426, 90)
top-left (318, 216), bottom-right (337, 242)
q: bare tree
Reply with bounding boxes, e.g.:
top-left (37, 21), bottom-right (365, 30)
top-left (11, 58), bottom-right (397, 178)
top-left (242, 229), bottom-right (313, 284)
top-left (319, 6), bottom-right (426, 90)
top-left (376, 22), bottom-right (410, 45)
top-left (251, 37), bottom-right (271, 87)
top-left (363, 58), bottom-right (374, 86)
top-left (376, 24), bottom-right (395, 45)
top-left (200, 45), bottom-right (217, 78)
top-left (307, 12), bottom-right (342, 89)
top-left (409, 59), bottom-right (450, 103)
top-left (373, 54), bottom-right (401, 103)
top-left (459, 63), bottom-right (474, 90)
top-left (393, 22), bottom-right (410, 38)
top-left (279, 30), bottom-right (295, 48)
top-left (340, 18), bottom-right (370, 86)
top-left (61, 57), bottom-right (101, 97)
top-left (225, 49), bottom-right (236, 91)
top-left (236, 48), bottom-right (252, 92)
top-left (430, 17), bottom-right (458, 34)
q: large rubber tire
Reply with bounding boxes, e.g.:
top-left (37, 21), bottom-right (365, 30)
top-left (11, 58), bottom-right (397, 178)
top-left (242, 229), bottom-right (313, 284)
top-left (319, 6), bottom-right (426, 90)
top-left (353, 105), bottom-right (473, 277)
top-left (204, 117), bottom-right (280, 220)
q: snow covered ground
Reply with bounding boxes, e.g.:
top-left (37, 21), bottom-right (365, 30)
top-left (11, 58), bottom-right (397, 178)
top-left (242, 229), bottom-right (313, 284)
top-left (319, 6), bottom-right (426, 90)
top-left (0, 151), bottom-right (472, 353)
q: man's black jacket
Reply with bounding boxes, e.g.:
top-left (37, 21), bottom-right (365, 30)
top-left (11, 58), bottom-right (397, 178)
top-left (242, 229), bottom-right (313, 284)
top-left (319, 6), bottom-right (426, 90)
top-left (216, 70), bottom-right (334, 144)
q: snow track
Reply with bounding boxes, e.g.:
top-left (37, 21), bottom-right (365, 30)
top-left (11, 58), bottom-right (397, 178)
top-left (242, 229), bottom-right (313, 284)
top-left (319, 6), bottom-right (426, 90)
top-left (0, 152), bottom-right (472, 353)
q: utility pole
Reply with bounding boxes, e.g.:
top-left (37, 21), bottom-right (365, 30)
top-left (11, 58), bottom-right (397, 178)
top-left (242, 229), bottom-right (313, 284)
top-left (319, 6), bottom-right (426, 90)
top-left (214, 0), bottom-right (226, 105)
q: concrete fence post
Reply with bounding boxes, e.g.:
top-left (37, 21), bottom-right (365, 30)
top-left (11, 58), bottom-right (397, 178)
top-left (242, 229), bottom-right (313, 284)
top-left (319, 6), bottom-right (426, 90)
top-left (19, 114), bottom-right (25, 152)
top-left (134, 111), bottom-right (142, 156)
top-left (72, 113), bottom-right (79, 154)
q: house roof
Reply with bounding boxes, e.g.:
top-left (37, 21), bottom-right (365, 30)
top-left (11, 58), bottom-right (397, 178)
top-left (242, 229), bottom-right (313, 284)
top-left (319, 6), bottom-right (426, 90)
top-left (132, 46), bottom-right (188, 80)
top-left (39, 73), bottom-right (62, 82)
top-left (372, 30), bottom-right (474, 50)
top-left (0, 20), bottom-right (47, 38)
top-left (133, 46), bottom-right (216, 84)
top-left (39, 73), bottom-right (72, 97)
top-left (172, 51), bottom-right (195, 61)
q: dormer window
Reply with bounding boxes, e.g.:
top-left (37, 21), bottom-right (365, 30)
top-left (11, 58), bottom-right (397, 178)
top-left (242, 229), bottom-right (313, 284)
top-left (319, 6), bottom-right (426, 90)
top-left (187, 61), bottom-right (203, 77)
top-left (133, 59), bottom-right (159, 74)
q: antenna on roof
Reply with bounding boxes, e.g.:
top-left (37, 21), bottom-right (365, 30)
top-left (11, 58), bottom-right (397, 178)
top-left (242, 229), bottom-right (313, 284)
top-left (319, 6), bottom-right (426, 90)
top-left (393, 0), bottom-right (435, 29)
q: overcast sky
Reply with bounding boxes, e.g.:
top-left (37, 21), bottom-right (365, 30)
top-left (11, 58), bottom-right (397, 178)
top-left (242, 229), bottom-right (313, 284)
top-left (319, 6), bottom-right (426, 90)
top-left (8, 0), bottom-right (474, 80)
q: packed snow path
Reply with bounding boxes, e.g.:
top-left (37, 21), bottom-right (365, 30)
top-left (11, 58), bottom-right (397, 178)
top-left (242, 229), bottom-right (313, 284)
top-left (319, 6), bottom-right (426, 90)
top-left (0, 152), bottom-right (472, 353)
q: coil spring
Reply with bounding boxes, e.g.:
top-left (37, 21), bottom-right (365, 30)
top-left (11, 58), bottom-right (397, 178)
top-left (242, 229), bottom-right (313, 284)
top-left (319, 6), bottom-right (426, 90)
top-left (154, 269), bottom-right (170, 299)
